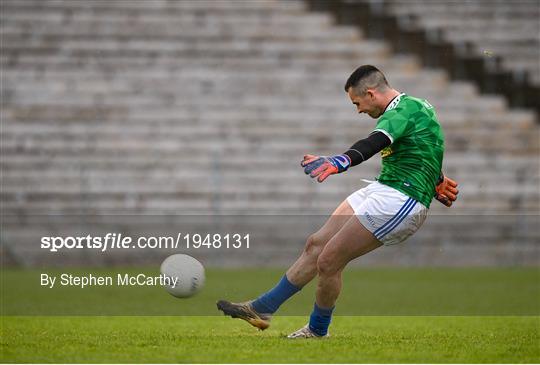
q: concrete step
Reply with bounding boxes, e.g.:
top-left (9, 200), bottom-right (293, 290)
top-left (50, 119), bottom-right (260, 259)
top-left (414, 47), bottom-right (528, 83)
top-left (444, 29), bottom-right (540, 44)
top-left (8, 87), bottom-right (474, 108)
top-left (3, 75), bottom-right (445, 97)
top-left (0, 12), bottom-right (335, 29)
top-left (1, 123), bottom-right (536, 146)
top-left (4, 105), bottom-right (532, 128)
top-left (1, 0), bottom-right (305, 11)
top-left (2, 133), bottom-right (536, 155)
top-left (5, 86), bottom-right (483, 109)
top-left (1, 43), bottom-right (390, 62)
top-left (5, 116), bottom-right (534, 137)
top-left (2, 192), bottom-right (538, 215)
top-left (2, 100), bottom-right (524, 128)
top-left (2, 151), bottom-right (536, 171)
top-left (1, 155), bottom-right (534, 178)
top-left (2, 162), bottom-right (536, 180)
top-left (0, 53), bottom-right (415, 71)
top-left (3, 100), bottom-right (514, 126)
top-left (425, 18), bottom-right (539, 33)
top-left (0, 25), bottom-right (362, 42)
top-left (1, 0), bottom-right (306, 13)
top-left (389, 1), bottom-right (540, 17)
top-left (3, 172), bottom-right (538, 194)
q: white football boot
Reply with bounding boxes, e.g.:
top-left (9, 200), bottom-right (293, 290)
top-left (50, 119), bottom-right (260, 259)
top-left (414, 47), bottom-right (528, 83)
top-left (287, 324), bottom-right (329, 339)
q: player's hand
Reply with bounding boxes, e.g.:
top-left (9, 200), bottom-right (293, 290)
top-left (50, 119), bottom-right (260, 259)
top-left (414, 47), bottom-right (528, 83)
top-left (301, 154), bottom-right (351, 183)
top-left (435, 174), bottom-right (459, 207)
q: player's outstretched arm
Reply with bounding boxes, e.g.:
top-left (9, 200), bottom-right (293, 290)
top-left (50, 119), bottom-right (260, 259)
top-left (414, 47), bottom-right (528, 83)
top-left (301, 131), bottom-right (391, 183)
top-left (435, 173), bottom-right (459, 207)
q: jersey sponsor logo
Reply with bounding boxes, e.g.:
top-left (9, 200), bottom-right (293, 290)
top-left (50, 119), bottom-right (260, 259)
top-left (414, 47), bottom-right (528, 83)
top-left (381, 146), bottom-right (393, 158)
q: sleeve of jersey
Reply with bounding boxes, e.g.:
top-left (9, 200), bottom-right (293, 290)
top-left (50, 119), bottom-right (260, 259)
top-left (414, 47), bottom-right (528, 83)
top-left (372, 109), bottom-right (409, 144)
top-left (343, 131), bottom-right (392, 167)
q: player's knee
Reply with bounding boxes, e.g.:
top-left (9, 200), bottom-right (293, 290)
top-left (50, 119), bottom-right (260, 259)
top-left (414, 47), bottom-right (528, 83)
top-left (316, 254), bottom-right (338, 277)
top-left (304, 234), bottom-right (325, 257)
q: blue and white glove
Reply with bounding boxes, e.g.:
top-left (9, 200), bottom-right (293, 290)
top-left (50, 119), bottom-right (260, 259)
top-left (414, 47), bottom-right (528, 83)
top-left (301, 154), bottom-right (351, 182)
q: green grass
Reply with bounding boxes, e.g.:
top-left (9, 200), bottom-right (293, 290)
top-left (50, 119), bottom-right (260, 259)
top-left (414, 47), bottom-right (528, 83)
top-left (2, 316), bottom-right (539, 363)
top-left (2, 268), bottom-right (539, 315)
top-left (1, 268), bottom-right (539, 362)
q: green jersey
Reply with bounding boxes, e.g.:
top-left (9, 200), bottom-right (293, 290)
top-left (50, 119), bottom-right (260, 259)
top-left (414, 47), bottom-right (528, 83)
top-left (373, 93), bottom-right (444, 208)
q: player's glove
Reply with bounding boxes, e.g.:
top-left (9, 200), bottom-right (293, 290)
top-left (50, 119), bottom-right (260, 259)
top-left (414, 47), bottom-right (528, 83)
top-left (435, 173), bottom-right (459, 207)
top-left (301, 154), bottom-right (351, 183)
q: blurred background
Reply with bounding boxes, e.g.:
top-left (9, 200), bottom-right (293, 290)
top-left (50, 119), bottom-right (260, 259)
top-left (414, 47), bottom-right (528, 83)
top-left (1, 0), bottom-right (539, 268)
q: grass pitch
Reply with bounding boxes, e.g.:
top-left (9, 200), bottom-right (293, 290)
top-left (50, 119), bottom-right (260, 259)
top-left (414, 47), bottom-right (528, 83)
top-left (1, 268), bottom-right (539, 363)
top-left (2, 316), bottom-right (539, 363)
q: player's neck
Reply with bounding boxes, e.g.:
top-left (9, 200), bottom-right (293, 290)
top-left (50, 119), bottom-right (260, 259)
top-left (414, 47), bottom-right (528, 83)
top-left (380, 89), bottom-right (401, 110)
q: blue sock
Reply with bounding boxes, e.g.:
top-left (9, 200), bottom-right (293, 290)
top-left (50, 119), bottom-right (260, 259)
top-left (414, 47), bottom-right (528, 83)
top-left (251, 275), bottom-right (301, 314)
top-left (309, 302), bottom-right (334, 336)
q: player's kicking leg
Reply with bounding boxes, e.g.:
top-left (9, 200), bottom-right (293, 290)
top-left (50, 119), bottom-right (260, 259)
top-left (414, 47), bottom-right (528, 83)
top-left (288, 214), bottom-right (382, 338)
top-left (216, 200), bottom-right (354, 330)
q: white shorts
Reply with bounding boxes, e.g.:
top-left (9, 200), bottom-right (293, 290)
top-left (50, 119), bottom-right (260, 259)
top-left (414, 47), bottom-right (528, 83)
top-left (346, 182), bottom-right (428, 246)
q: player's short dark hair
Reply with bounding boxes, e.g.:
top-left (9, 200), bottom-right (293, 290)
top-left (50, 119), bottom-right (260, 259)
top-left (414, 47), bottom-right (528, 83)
top-left (344, 65), bottom-right (390, 95)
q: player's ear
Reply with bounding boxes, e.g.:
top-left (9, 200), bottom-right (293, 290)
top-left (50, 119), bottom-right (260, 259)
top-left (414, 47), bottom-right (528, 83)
top-left (365, 89), bottom-right (375, 101)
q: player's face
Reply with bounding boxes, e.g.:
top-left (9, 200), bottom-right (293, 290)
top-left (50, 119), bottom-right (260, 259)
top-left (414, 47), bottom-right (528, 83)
top-left (347, 88), bottom-right (383, 118)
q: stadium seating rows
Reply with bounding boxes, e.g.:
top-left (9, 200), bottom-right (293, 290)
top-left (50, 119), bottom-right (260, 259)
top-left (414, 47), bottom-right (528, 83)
top-left (386, 0), bottom-right (540, 86)
top-left (1, 0), bottom-right (538, 265)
